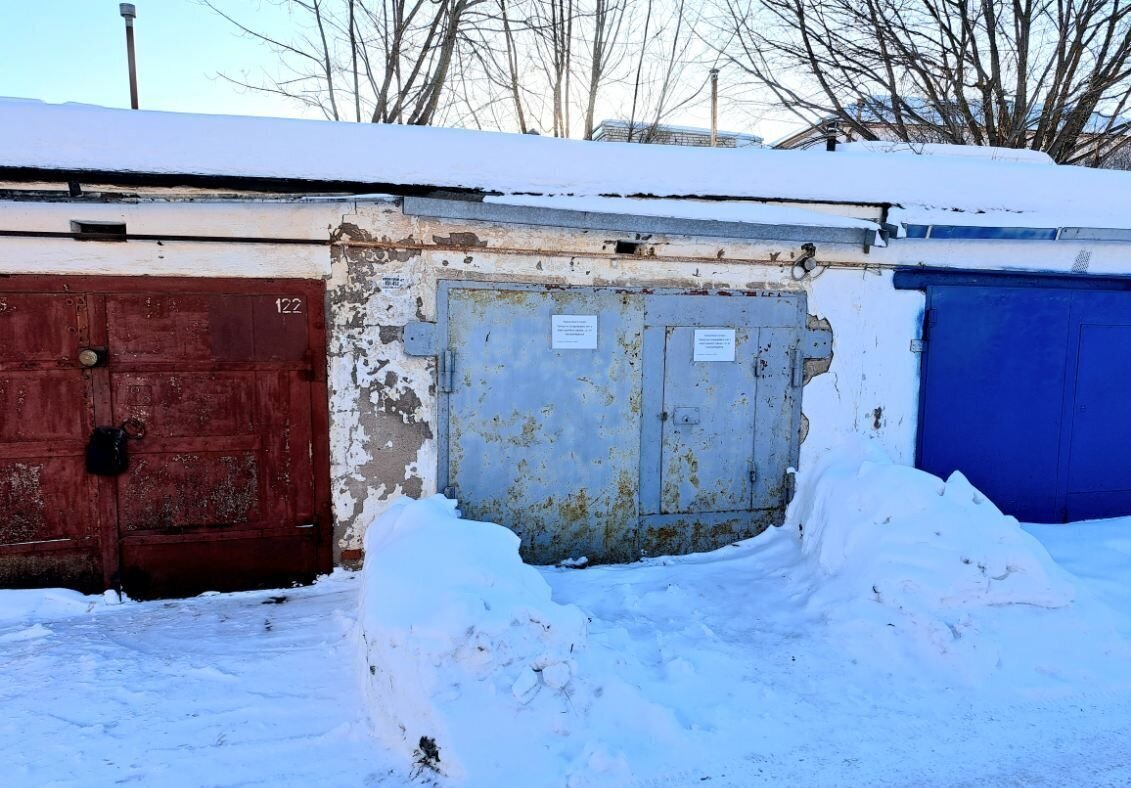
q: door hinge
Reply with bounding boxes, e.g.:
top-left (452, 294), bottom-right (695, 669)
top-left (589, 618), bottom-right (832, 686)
top-left (791, 347), bottom-right (804, 387)
top-left (439, 349), bottom-right (454, 393)
top-left (921, 307), bottom-right (936, 343)
top-left (748, 462), bottom-right (757, 484)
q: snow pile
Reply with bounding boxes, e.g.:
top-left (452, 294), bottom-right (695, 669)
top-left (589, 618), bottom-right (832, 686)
top-left (789, 444), bottom-right (1074, 611)
top-left (355, 495), bottom-right (588, 781)
top-left (786, 444), bottom-right (1130, 686)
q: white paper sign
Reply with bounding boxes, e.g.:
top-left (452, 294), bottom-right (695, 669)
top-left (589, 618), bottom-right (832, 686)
top-left (552, 315), bottom-right (598, 349)
top-left (693, 329), bottom-right (736, 362)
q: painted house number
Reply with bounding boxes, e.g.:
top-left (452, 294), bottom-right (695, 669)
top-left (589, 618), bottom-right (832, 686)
top-left (275, 297), bottom-right (303, 314)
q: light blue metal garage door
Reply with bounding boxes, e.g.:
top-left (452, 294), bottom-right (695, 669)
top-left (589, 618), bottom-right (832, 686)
top-left (433, 283), bottom-right (816, 563)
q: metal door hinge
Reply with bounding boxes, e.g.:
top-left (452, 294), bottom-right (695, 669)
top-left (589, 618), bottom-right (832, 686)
top-left (791, 347), bottom-right (804, 387)
top-left (439, 350), bottom-right (454, 392)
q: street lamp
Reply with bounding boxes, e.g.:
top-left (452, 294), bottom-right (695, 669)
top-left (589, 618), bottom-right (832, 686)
top-left (119, 4), bottom-right (139, 109)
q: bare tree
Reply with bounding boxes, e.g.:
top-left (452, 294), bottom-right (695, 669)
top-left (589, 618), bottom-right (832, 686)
top-left (205, 0), bottom-right (487, 125)
top-left (206, 0), bottom-right (724, 141)
top-left (623, 0), bottom-right (706, 142)
top-left (581, 0), bottom-right (631, 138)
top-left (715, 0), bottom-right (1131, 164)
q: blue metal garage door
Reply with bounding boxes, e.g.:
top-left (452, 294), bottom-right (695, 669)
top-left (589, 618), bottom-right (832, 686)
top-left (903, 272), bottom-right (1131, 523)
top-left (431, 282), bottom-right (818, 563)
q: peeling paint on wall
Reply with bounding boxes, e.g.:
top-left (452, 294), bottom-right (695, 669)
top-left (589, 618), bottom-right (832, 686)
top-left (325, 205), bottom-right (862, 562)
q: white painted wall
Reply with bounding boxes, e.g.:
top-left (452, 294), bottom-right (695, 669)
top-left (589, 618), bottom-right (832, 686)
top-left (0, 199), bottom-right (343, 278)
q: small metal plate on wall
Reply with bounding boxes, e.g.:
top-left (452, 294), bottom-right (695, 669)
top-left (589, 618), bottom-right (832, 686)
top-left (404, 322), bottom-right (438, 356)
top-left (803, 328), bottom-right (833, 360)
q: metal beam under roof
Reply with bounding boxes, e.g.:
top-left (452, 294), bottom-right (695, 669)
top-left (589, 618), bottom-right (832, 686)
top-left (402, 196), bottom-right (879, 246)
top-left (903, 224), bottom-right (1131, 242)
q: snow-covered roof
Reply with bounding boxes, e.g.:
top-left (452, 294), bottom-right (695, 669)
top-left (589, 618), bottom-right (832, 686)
top-left (836, 140), bottom-right (1055, 165)
top-left (2, 99), bottom-right (1131, 231)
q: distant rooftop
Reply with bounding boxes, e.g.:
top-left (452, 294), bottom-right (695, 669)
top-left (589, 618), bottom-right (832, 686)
top-left (593, 119), bottom-right (763, 149)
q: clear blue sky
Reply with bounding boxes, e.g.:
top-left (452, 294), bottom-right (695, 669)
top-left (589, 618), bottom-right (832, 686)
top-left (0, 0), bottom-right (312, 118)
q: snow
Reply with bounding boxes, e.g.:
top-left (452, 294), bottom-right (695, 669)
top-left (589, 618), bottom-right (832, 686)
top-left (3, 450), bottom-right (1130, 787)
top-left (3, 98), bottom-right (1131, 230)
top-left (0, 573), bottom-right (405, 787)
top-left (790, 444), bottom-right (1074, 610)
top-left (347, 452), bottom-right (1131, 785)
top-left (1023, 518), bottom-right (1131, 613)
top-left (784, 444), bottom-right (1129, 688)
top-left (354, 495), bottom-right (588, 781)
top-left (838, 140), bottom-right (1056, 165)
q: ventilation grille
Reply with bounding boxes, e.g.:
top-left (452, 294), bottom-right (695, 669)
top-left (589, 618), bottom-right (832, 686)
top-left (1072, 250), bottom-right (1092, 273)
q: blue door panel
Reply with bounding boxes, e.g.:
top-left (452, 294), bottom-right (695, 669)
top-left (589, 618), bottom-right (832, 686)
top-left (919, 283), bottom-right (1131, 524)
top-left (919, 286), bottom-right (1072, 522)
top-left (1064, 323), bottom-right (1131, 519)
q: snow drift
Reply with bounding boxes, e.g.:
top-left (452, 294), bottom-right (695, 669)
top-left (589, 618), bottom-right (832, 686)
top-left (353, 455), bottom-right (1131, 786)
top-left (788, 443), bottom-right (1075, 611)
top-left (786, 443), bottom-right (1129, 686)
top-left (354, 496), bottom-right (588, 781)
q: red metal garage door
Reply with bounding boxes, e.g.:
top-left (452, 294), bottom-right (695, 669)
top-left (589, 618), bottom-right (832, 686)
top-left (0, 276), bottom-right (331, 598)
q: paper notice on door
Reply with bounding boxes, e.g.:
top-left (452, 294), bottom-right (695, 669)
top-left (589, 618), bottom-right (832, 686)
top-left (551, 315), bottom-right (598, 349)
top-left (693, 329), bottom-right (736, 362)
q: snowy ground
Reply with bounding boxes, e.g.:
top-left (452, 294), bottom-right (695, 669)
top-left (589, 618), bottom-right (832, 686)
top-left (541, 519), bottom-right (1131, 787)
top-left (2, 492), bottom-right (1130, 786)
top-left (0, 573), bottom-right (407, 788)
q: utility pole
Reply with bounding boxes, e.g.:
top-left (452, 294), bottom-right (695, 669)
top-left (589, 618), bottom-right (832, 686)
top-left (120, 4), bottom-right (139, 109)
top-left (709, 69), bottom-right (719, 147)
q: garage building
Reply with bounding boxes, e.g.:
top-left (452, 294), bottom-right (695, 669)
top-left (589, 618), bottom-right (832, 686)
top-left (0, 100), bottom-right (1128, 596)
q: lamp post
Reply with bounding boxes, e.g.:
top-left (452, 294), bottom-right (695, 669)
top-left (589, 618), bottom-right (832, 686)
top-left (709, 69), bottom-right (719, 147)
top-left (120, 4), bottom-right (139, 109)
